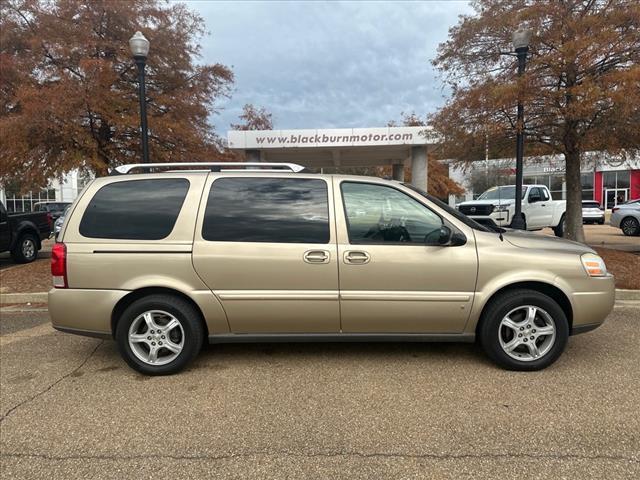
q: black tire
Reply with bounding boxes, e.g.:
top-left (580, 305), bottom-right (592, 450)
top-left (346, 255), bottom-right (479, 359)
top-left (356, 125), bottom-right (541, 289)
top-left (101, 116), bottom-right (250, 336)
top-left (10, 232), bottom-right (39, 263)
top-left (553, 214), bottom-right (565, 237)
top-left (620, 216), bottom-right (640, 236)
top-left (597, 219), bottom-right (604, 225)
top-left (478, 289), bottom-right (569, 371)
top-left (115, 294), bottom-right (204, 375)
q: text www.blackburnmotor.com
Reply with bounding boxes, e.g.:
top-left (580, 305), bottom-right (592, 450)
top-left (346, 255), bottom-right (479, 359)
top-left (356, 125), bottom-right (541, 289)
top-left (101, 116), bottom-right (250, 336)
top-left (255, 132), bottom-right (414, 145)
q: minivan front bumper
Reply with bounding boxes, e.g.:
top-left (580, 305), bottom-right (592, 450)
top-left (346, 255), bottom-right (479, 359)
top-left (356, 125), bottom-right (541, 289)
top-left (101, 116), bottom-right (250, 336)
top-left (567, 275), bottom-right (615, 335)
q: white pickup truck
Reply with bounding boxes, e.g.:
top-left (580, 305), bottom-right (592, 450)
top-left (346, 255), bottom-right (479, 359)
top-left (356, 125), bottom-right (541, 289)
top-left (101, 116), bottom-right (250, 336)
top-left (457, 185), bottom-right (567, 236)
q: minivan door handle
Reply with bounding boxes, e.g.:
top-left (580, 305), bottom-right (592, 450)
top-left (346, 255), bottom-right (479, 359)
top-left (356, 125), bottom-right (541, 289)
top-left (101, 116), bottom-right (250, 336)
top-left (303, 250), bottom-right (330, 264)
top-left (344, 250), bottom-right (371, 265)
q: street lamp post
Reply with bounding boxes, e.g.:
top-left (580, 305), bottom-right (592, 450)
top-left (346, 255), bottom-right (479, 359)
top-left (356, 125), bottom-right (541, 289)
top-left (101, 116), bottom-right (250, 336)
top-left (510, 28), bottom-right (531, 230)
top-left (129, 31), bottom-right (150, 163)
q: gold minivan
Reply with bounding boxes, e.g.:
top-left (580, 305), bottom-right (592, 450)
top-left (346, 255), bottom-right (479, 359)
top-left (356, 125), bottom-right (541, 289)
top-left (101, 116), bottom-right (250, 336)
top-left (49, 162), bottom-right (615, 375)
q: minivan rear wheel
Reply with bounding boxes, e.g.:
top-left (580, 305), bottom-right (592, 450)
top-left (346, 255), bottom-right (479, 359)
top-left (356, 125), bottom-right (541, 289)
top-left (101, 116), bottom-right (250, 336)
top-left (478, 289), bottom-right (569, 371)
top-left (115, 295), bottom-right (204, 375)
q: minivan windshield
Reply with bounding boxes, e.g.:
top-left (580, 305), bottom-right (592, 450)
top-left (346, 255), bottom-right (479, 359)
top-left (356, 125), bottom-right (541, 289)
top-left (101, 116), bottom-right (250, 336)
top-left (403, 184), bottom-right (491, 232)
top-left (478, 186), bottom-right (527, 200)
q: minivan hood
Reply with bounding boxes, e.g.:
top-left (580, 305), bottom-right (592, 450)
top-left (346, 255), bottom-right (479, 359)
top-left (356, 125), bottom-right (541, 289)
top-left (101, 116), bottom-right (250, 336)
top-left (503, 230), bottom-right (595, 254)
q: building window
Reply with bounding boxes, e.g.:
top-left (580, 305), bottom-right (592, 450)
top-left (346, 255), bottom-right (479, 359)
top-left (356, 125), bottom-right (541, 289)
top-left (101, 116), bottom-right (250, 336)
top-left (601, 170), bottom-right (631, 208)
top-left (603, 171), bottom-right (617, 189)
top-left (581, 174), bottom-right (594, 200)
top-left (3, 188), bottom-right (57, 213)
top-left (549, 174), bottom-right (564, 200)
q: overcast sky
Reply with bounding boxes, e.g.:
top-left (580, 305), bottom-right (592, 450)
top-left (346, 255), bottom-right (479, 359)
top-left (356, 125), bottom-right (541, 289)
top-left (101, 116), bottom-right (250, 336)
top-left (179, 1), bottom-right (473, 133)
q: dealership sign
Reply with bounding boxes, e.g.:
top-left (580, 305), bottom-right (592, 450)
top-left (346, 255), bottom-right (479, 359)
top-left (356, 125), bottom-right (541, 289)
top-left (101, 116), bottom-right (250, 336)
top-left (228, 126), bottom-right (438, 149)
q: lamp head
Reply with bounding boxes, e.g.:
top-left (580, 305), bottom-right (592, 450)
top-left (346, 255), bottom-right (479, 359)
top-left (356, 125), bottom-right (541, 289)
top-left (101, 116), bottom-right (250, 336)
top-left (512, 28), bottom-right (532, 51)
top-left (129, 31), bottom-right (150, 58)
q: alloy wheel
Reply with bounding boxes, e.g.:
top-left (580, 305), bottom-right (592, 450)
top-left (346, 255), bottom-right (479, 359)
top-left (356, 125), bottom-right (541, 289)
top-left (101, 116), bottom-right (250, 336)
top-left (621, 217), bottom-right (639, 236)
top-left (498, 305), bottom-right (556, 362)
top-left (128, 310), bottom-right (185, 366)
top-left (22, 238), bottom-right (35, 259)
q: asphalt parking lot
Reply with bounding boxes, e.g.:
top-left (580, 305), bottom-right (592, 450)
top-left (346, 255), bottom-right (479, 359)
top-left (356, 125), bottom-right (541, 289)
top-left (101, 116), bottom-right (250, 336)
top-left (1, 304), bottom-right (639, 479)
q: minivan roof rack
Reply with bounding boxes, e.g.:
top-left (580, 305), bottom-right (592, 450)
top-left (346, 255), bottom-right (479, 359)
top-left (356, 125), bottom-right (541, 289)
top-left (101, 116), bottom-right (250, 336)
top-left (110, 162), bottom-right (307, 175)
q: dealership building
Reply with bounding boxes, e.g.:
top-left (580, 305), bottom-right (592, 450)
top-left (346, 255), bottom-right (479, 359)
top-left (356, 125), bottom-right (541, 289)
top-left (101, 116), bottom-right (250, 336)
top-left (227, 126), bottom-right (438, 190)
top-left (448, 151), bottom-right (640, 209)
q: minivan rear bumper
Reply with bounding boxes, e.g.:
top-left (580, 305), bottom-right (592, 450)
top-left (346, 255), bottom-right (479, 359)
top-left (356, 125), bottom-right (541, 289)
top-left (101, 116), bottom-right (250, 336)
top-left (49, 288), bottom-right (127, 337)
top-left (567, 275), bottom-right (615, 335)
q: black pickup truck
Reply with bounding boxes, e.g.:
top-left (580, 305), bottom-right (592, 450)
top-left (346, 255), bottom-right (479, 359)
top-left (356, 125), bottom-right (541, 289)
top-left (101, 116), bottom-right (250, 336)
top-left (0, 201), bottom-right (52, 263)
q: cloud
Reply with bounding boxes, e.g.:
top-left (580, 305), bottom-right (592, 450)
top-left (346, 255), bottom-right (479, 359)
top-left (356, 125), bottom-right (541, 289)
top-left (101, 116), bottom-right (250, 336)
top-left (179, 0), bottom-right (473, 133)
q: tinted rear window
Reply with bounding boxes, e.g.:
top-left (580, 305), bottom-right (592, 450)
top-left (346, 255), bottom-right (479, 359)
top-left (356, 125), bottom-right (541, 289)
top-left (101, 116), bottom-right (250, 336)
top-left (79, 179), bottom-right (189, 240)
top-left (202, 177), bottom-right (329, 243)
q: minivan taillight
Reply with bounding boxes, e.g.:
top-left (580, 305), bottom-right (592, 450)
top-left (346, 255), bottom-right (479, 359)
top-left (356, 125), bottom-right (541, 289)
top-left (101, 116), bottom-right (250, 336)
top-left (51, 242), bottom-right (67, 288)
top-left (612, 207), bottom-right (619, 213)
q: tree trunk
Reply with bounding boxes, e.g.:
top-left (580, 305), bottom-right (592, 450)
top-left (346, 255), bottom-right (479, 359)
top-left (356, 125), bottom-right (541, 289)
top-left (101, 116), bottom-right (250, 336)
top-left (562, 60), bottom-right (585, 243)
top-left (564, 149), bottom-right (585, 243)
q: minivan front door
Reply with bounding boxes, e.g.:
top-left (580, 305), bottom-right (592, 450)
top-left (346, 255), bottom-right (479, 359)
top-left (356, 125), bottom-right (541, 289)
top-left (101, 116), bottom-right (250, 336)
top-left (334, 180), bottom-right (478, 334)
top-left (192, 175), bottom-right (339, 333)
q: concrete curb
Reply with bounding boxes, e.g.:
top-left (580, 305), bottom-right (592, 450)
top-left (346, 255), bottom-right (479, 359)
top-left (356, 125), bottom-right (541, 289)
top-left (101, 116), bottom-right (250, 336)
top-left (615, 289), bottom-right (640, 301)
top-left (1, 289), bottom-right (639, 305)
top-left (0, 292), bottom-right (48, 304)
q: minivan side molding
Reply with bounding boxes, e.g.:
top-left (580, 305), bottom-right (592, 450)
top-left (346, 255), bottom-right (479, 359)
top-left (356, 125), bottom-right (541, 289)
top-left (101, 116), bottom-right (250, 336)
top-left (92, 250), bottom-right (192, 254)
top-left (340, 291), bottom-right (471, 302)
top-left (215, 290), bottom-right (471, 302)
top-left (216, 290), bottom-right (338, 301)
top-left (208, 333), bottom-right (475, 343)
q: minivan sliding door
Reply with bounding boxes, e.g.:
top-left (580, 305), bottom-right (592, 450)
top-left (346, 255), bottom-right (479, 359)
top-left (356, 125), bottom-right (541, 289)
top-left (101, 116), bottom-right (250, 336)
top-left (192, 175), bottom-right (340, 333)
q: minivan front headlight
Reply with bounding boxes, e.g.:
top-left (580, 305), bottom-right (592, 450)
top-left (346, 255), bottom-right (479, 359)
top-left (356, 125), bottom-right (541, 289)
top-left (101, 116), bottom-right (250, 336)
top-left (581, 254), bottom-right (607, 277)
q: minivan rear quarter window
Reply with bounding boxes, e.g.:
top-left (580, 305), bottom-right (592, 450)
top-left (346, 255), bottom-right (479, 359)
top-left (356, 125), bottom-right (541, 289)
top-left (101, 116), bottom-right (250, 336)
top-left (79, 179), bottom-right (189, 240)
top-left (202, 177), bottom-right (330, 243)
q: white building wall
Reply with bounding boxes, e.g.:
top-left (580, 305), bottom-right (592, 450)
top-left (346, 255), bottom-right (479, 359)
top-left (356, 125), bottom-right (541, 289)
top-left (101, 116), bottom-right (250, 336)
top-left (0, 170), bottom-right (85, 212)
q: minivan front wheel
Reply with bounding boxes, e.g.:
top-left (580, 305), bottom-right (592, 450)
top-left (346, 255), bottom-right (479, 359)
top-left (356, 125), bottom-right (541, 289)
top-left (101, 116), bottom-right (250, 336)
top-left (115, 295), bottom-right (204, 375)
top-left (478, 289), bottom-right (569, 371)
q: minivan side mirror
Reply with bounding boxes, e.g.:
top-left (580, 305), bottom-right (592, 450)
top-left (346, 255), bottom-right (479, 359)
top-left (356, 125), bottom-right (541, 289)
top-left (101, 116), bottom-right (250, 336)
top-left (425, 225), bottom-right (466, 247)
top-left (437, 225), bottom-right (452, 245)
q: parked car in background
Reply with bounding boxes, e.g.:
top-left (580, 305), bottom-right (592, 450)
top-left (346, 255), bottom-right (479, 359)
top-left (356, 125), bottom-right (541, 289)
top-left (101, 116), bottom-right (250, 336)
top-left (49, 162), bottom-right (614, 375)
top-left (457, 185), bottom-right (568, 236)
top-left (1, 201), bottom-right (52, 263)
top-left (610, 199), bottom-right (640, 236)
top-left (34, 201), bottom-right (71, 221)
top-left (582, 200), bottom-right (605, 224)
top-left (54, 205), bottom-right (71, 238)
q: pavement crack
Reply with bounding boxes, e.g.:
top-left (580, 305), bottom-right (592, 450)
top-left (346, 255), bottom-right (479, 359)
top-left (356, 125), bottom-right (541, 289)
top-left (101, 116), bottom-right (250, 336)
top-left (1, 450), bottom-right (638, 464)
top-left (0, 340), bottom-right (103, 424)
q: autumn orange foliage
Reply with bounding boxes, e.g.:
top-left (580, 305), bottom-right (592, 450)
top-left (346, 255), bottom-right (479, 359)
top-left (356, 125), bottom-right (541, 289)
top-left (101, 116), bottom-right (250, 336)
top-left (430, 0), bottom-right (640, 241)
top-left (0, 0), bottom-right (234, 188)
